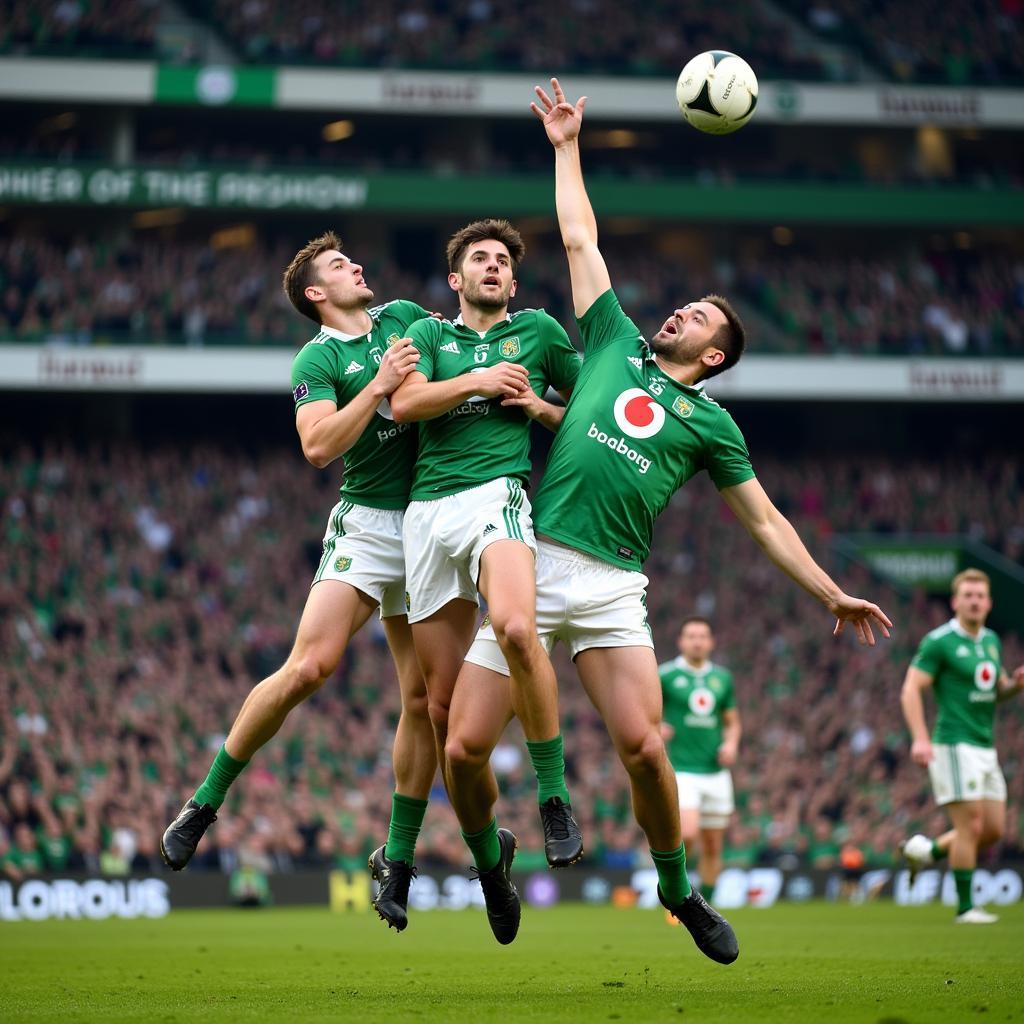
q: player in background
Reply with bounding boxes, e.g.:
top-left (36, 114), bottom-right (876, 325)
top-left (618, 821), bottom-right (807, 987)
top-left (899, 568), bottom-right (1023, 924)
top-left (161, 233), bottom-right (438, 925)
top-left (659, 617), bottom-right (740, 903)
top-left (441, 79), bottom-right (892, 961)
top-left (372, 219), bottom-right (582, 939)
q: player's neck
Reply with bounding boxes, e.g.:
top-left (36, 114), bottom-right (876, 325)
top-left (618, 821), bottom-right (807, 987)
top-left (320, 304), bottom-right (373, 337)
top-left (459, 302), bottom-right (508, 335)
top-left (652, 353), bottom-right (703, 388)
top-left (682, 655), bottom-right (708, 671)
top-left (955, 615), bottom-right (984, 637)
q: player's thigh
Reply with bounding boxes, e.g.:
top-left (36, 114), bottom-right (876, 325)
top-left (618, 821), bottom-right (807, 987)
top-left (477, 539), bottom-right (537, 626)
top-left (980, 798), bottom-right (1006, 839)
top-left (447, 661), bottom-right (515, 758)
top-left (410, 598), bottom-right (480, 704)
top-left (574, 645), bottom-right (664, 754)
top-left (291, 580), bottom-right (378, 669)
top-left (382, 614), bottom-right (426, 709)
top-left (946, 798), bottom-right (984, 835)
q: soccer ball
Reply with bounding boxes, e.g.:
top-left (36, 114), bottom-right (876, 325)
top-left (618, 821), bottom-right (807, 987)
top-left (675, 51), bottom-right (758, 135)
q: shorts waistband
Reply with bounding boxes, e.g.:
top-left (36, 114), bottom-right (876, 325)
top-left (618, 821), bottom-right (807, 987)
top-left (408, 476), bottom-right (525, 506)
top-left (537, 536), bottom-right (625, 573)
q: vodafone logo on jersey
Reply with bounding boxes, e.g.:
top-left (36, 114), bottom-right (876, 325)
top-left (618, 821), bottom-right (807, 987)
top-left (688, 687), bottom-right (717, 716)
top-left (975, 661), bottom-right (997, 691)
top-left (613, 388), bottom-right (665, 439)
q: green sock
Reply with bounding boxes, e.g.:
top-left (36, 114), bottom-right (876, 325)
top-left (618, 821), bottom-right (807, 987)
top-left (525, 735), bottom-right (571, 805)
top-left (700, 882), bottom-right (715, 902)
top-left (463, 818), bottom-right (501, 873)
top-left (931, 839), bottom-right (947, 861)
top-left (193, 744), bottom-right (249, 811)
top-left (384, 793), bottom-right (428, 866)
top-left (652, 844), bottom-right (692, 906)
top-left (953, 869), bottom-right (973, 915)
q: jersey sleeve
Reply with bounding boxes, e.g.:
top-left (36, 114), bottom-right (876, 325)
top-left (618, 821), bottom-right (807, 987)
top-left (910, 633), bottom-right (943, 677)
top-left (391, 300), bottom-right (431, 329)
top-left (405, 318), bottom-right (440, 381)
top-left (721, 671), bottom-right (737, 710)
top-left (705, 409), bottom-right (756, 490)
top-left (291, 344), bottom-right (337, 410)
top-left (539, 312), bottom-right (582, 392)
top-left (576, 288), bottom-right (642, 355)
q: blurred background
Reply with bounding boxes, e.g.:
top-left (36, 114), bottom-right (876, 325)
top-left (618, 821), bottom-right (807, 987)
top-left (0, 1), bottom-right (1022, 890)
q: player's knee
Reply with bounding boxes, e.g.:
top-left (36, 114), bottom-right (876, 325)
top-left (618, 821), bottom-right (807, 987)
top-left (444, 733), bottom-right (488, 774)
top-left (283, 654), bottom-right (332, 702)
top-left (620, 728), bottom-right (667, 779)
top-left (426, 695), bottom-right (450, 733)
top-left (958, 815), bottom-right (984, 843)
top-left (400, 682), bottom-right (430, 722)
top-left (980, 821), bottom-right (1004, 847)
top-left (491, 612), bottom-right (537, 661)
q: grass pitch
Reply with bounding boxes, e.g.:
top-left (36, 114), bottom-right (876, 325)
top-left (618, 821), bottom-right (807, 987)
top-left (2, 902), bottom-right (1021, 1023)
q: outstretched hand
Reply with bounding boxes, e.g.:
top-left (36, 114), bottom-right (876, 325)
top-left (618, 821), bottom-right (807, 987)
top-left (830, 593), bottom-right (893, 646)
top-left (530, 77), bottom-right (587, 147)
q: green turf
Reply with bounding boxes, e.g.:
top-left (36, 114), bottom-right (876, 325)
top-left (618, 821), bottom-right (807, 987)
top-left (1, 902), bottom-right (1022, 1023)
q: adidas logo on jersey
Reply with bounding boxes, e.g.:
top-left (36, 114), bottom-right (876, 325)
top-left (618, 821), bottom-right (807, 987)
top-left (482, 523), bottom-right (498, 535)
top-left (440, 341), bottom-right (460, 353)
top-left (627, 356), bottom-right (643, 369)
top-left (957, 644), bottom-right (970, 657)
top-left (344, 361), bottom-right (364, 375)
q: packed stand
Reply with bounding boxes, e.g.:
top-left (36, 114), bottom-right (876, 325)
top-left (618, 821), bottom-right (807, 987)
top-left (1, 442), bottom-right (1021, 880)
top-left (0, 0), bottom-right (158, 59)
top-left (2, 233), bottom-right (1022, 357)
top-left (785, 0), bottom-right (1024, 86)
top-left (184, 0), bottom-right (836, 80)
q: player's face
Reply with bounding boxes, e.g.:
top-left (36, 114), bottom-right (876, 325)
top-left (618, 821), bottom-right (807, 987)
top-left (307, 249), bottom-right (374, 311)
top-left (952, 582), bottom-right (991, 626)
top-left (650, 302), bottom-right (727, 366)
top-left (679, 622), bottom-right (714, 662)
top-left (451, 240), bottom-right (517, 310)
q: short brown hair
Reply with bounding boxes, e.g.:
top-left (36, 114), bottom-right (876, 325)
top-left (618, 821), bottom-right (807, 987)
top-left (680, 616), bottom-right (713, 634)
top-left (283, 230), bottom-right (344, 324)
top-left (951, 568), bottom-right (990, 596)
top-left (446, 218), bottom-right (526, 276)
top-left (698, 293), bottom-right (746, 381)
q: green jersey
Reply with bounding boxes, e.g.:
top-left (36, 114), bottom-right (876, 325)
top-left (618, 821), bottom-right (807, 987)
top-left (659, 656), bottom-right (736, 774)
top-left (406, 309), bottom-right (581, 500)
top-left (533, 290), bottom-right (755, 571)
top-left (290, 299), bottom-right (429, 510)
top-left (911, 617), bottom-right (1003, 748)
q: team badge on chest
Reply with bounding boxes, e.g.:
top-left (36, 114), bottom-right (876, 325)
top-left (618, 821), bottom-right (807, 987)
top-left (500, 337), bottom-right (521, 358)
top-left (672, 395), bottom-right (694, 419)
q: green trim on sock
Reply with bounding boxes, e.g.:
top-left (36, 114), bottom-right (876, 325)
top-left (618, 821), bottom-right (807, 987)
top-left (953, 868), bottom-right (973, 915)
top-left (384, 793), bottom-right (428, 866)
top-left (651, 844), bottom-right (691, 905)
top-left (525, 735), bottom-right (571, 805)
top-left (463, 818), bottom-right (501, 873)
top-left (930, 839), bottom-right (947, 861)
top-left (193, 744), bottom-right (249, 811)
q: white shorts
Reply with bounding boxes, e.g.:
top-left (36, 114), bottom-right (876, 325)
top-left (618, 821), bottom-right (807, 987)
top-left (676, 770), bottom-right (735, 830)
top-left (403, 477), bottom-right (535, 624)
top-left (312, 500), bottom-right (407, 618)
top-left (465, 538), bottom-right (653, 674)
top-left (929, 742), bottom-right (1006, 805)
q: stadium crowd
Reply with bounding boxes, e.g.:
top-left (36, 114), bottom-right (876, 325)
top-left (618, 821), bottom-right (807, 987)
top-left (3, 0), bottom-right (1021, 87)
top-left (1, 442), bottom-right (1021, 880)
top-left (2, 234), bottom-right (1022, 357)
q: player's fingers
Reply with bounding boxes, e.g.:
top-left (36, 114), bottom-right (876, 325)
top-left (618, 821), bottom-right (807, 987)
top-left (551, 77), bottom-right (564, 101)
top-left (834, 618), bottom-right (844, 637)
top-left (529, 101), bottom-right (547, 122)
top-left (871, 605), bottom-right (894, 630)
top-left (534, 86), bottom-right (554, 110)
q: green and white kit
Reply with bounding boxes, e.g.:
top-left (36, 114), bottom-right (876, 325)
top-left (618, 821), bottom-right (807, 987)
top-left (467, 288), bottom-right (755, 669)
top-left (401, 309), bottom-right (580, 622)
top-left (911, 618), bottom-right (1006, 804)
top-left (660, 657), bottom-right (737, 828)
top-left (291, 299), bottom-right (428, 614)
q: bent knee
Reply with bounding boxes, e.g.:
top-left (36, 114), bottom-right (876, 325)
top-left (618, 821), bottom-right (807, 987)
top-left (620, 729), bottom-right (668, 777)
top-left (444, 735), bottom-right (490, 772)
top-left (400, 686), bottom-right (430, 721)
top-left (283, 654), bottom-right (334, 701)
top-left (427, 697), bottom-right (450, 732)
top-left (492, 613), bottom-right (538, 658)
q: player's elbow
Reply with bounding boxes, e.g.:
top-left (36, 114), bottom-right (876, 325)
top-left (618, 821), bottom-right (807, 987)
top-left (561, 226), bottom-right (593, 252)
top-left (302, 442), bottom-right (333, 469)
top-left (389, 393), bottom-right (413, 423)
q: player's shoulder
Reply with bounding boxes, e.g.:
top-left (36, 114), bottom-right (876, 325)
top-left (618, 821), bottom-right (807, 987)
top-left (922, 621), bottom-right (956, 645)
top-left (657, 658), bottom-right (680, 676)
top-left (711, 662), bottom-right (733, 680)
top-left (980, 626), bottom-right (1002, 645)
top-left (293, 327), bottom-right (335, 361)
top-left (511, 306), bottom-right (561, 332)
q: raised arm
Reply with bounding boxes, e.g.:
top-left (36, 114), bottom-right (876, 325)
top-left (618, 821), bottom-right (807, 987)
top-left (296, 337), bottom-right (419, 468)
top-left (719, 477), bottom-right (893, 645)
top-left (531, 78), bottom-right (612, 317)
